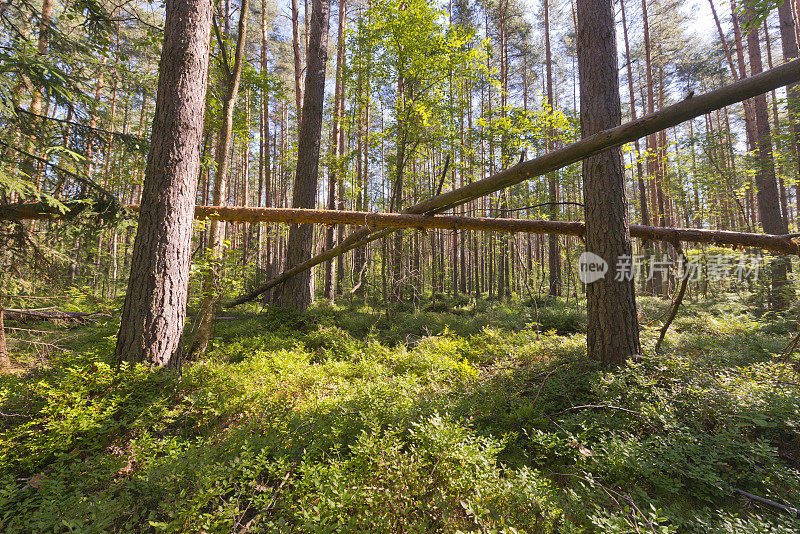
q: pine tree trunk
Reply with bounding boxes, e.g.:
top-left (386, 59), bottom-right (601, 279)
top-left (278, 0), bottom-right (331, 311)
top-left (730, 0), bottom-right (760, 153)
top-left (22, 0), bottom-right (53, 188)
top-left (188, 0), bottom-right (250, 357)
top-left (545, 0), bottom-right (561, 297)
top-left (291, 0), bottom-right (304, 125)
top-left (641, 0), bottom-right (663, 295)
top-left (259, 0), bottom-right (272, 285)
top-left (335, 102), bottom-right (346, 295)
top-left (324, 0), bottom-right (347, 303)
top-left (577, 0), bottom-right (641, 367)
top-left (778, 0), bottom-right (800, 223)
top-left (744, 8), bottom-right (793, 309)
top-left (764, 21), bottom-right (791, 226)
top-left (621, 0), bottom-right (651, 292)
top-left (391, 81), bottom-right (408, 302)
top-left (114, 0), bottom-right (213, 368)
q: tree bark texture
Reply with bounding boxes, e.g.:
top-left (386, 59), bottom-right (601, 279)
top-left (577, 0), bottom-right (641, 366)
top-left (114, 0), bottom-right (212, 368)
top-left (744, 8), bottom-right (793, 309)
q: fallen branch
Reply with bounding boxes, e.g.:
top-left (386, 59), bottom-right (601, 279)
top-left (186, 315), bottom-right (241, 322)
top-left (734, 488), bottom-right (800, 515)
top-left (0, 304), bottom-right (8, 370)
top-left (655, 244), bottom-right (690, 353)
top-left (780, 327), bottom-right (800, 363)
top-left (0, 294), bottom-right (69, 300)
top-left (2, 309), bottom-right (107, 323)
top-left (0, 411), bottom-right (30, 419)
top-left (551, 404), bottom-right (644, 416)
top-left (349, 259), bottom-right (370, 295)
top-left (4, 327), bottom-right (67, 334)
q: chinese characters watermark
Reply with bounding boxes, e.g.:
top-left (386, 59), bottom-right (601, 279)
top-left (579, 252), bottom-right (762, 284)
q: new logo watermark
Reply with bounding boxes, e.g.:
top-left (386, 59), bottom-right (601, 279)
top-left (578, 252), bottom-right (608, 284)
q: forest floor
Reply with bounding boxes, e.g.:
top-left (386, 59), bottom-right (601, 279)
top-left (1, 291), bottom-right (800, 532)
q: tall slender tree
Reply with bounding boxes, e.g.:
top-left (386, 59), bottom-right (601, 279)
top-left (278, 0), bottom-right (331, 310)
top-left (259, 0), bottom-right (273, 286)
top-left (292, 0), bottom-right (305, 125)
top-left (620, 0), bottom-right (651, 290)
top-left (22, 0), bottom-right (53, 187)
top-left (188, 0), bottom-right (251, 357)
top-left (778, 0), bottom-right (800, 218)
top-left (544, 0), bottom-right (561, 297)
top-left (743, 7), bottom-right (793, 309)
top-left (324, 0), bottom-right (347, 303)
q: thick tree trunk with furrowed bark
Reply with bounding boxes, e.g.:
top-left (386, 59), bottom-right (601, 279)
top-left (577, 0), bottom-right (641, 366)
top-left (114, 0), bottom-right (212, 368)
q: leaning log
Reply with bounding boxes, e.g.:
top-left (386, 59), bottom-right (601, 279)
top-left (226, 59), bottom-right (800, 306)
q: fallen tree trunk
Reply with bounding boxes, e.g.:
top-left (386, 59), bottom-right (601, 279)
top-left (164, 205), bottom-right (797, 307)
top-left (0, 201), bottom-right (90, 221)
top-left (192, 206), bottom-right (589, 234)
top-left (166, 205), bottom-right (800, 255)
top-left (225, 59), bottom-right (800, 306)
top-left (10, 203), bottom-right (799, 255)
top-left (5, 200), bottom-right (799, 289)
top-left (0, 199), bottom-right (120, 221)
top-left (2, 308), bottom-right (106, 323)
top-left (409, 60), bottom-right (800, 215)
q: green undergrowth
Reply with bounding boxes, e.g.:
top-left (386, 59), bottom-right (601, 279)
top-left (1, 294), bottom-right (800, 532)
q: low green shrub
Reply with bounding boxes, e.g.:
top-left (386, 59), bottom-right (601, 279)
top-left (2, 296), bottom-right (799, 532)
